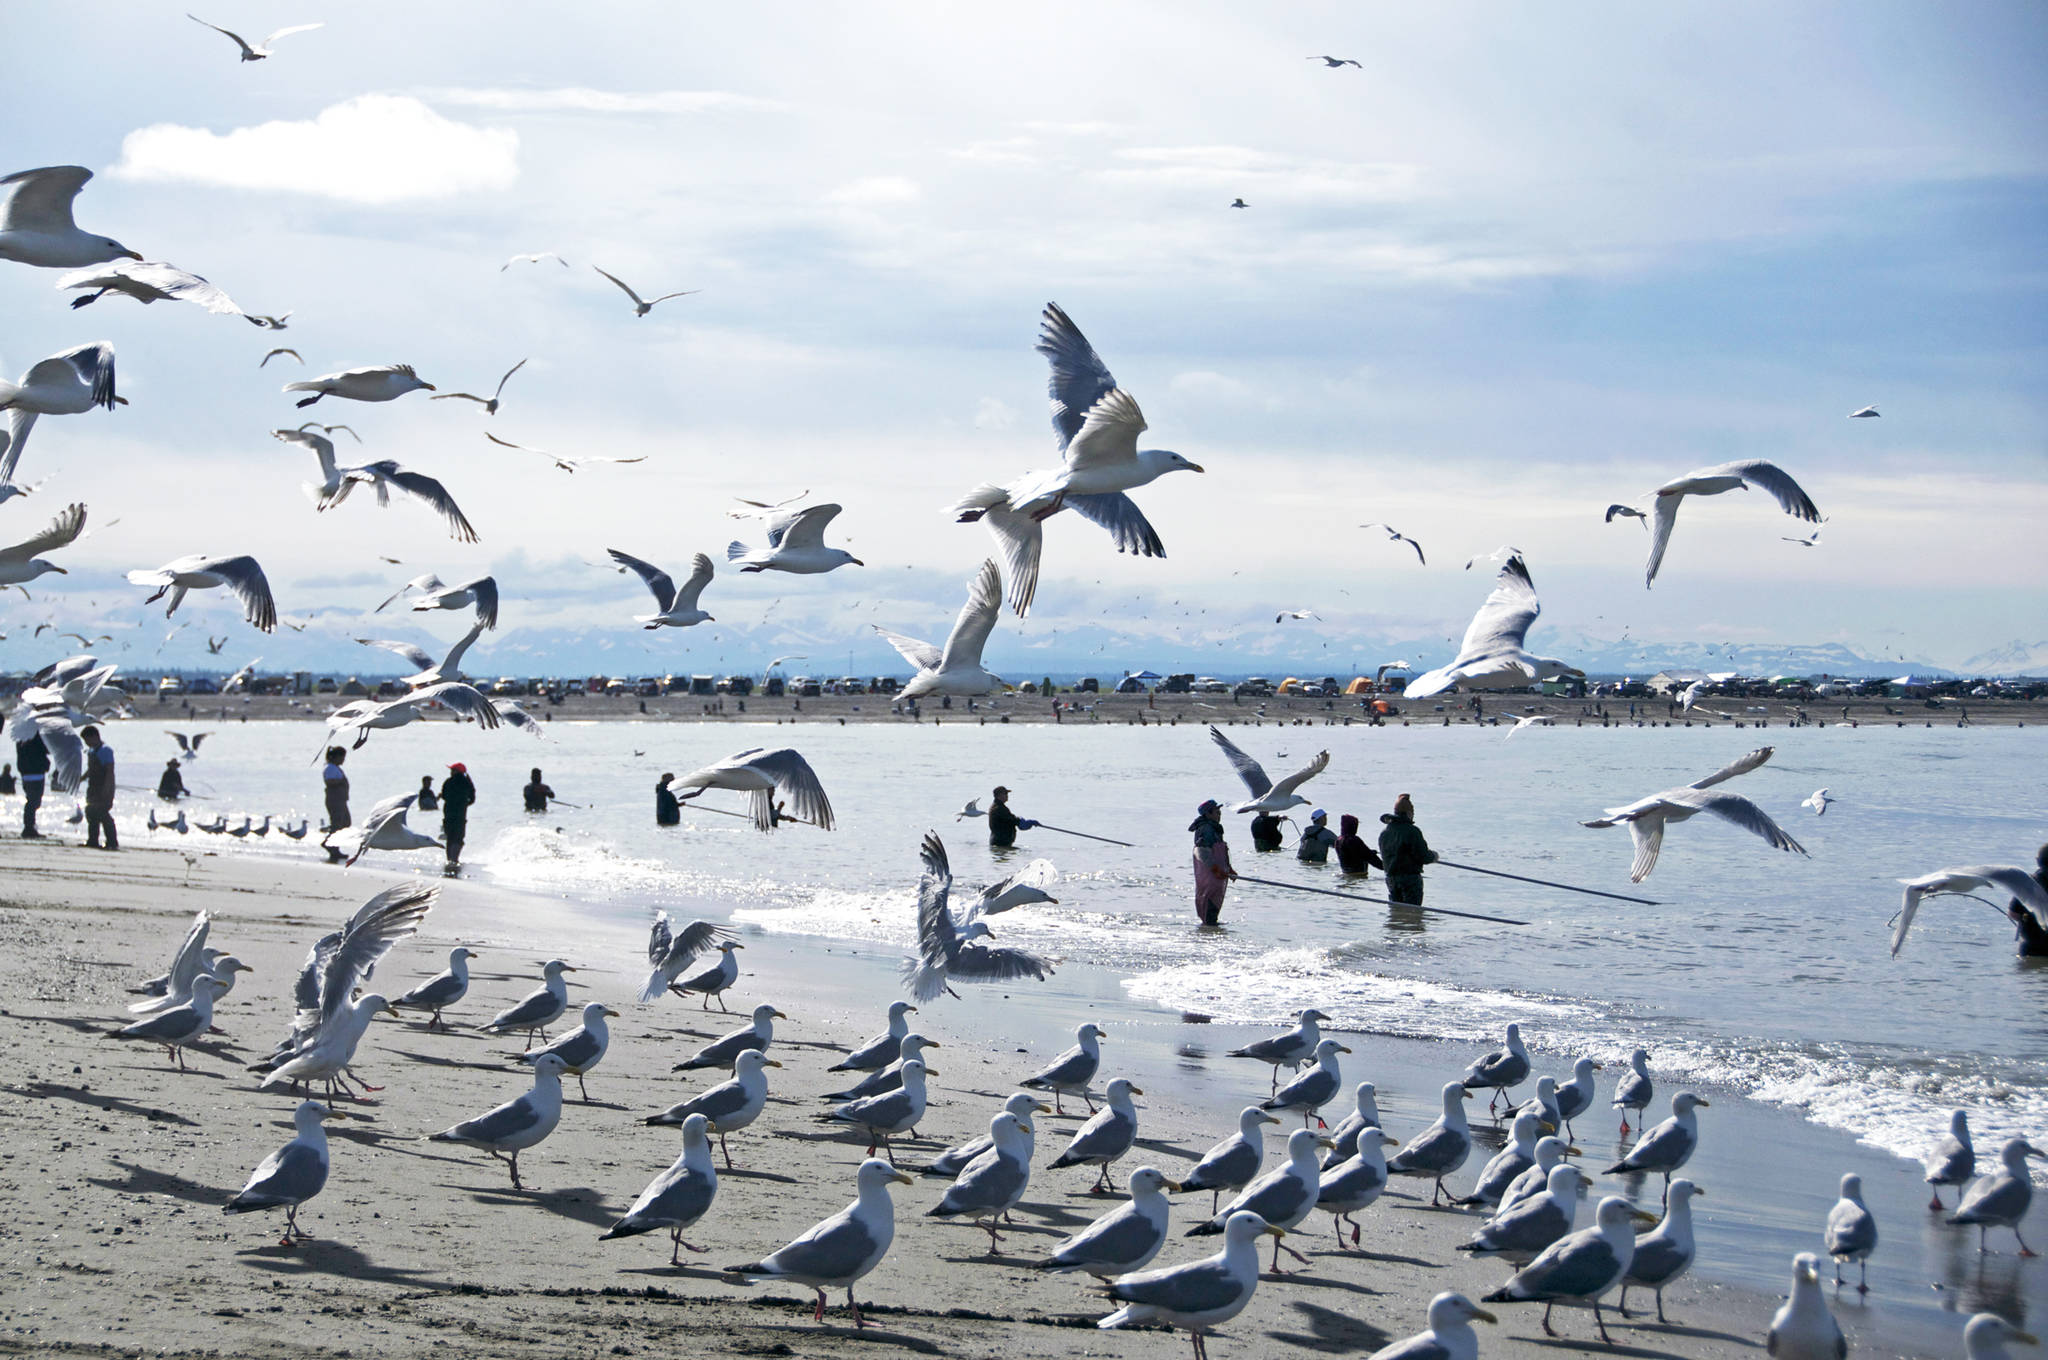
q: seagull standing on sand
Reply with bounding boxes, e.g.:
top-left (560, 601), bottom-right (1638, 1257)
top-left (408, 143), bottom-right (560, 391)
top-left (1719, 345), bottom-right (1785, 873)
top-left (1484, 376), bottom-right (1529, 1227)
top-left (1482, 1196), bottom-right (1646, 1344)
top-left (608, 549), bottom-right (715, 629)
top-left (953, 303), bottom-right (1204, 617)
top-left (1324, 1082), bottom-right (1382, 1167)
top-left (927, 1110), bottom-right (1037, 1251)
top-left (1924, 1109), bottom-right (1975, 1211)
top-left (1948, 1138), bottom-right (2044, 1254)
top-left (253, 882), bottom-right (433, 1096)
top-left (1360, 522), bottom-right (1426, 564)
top-left (724, 1158), bottom-right (913, 1329)
top-left (115, 974), bottom-right (228, 1070)
top-left (673, 940), bottom-right (744, 1012)
top-left (923, 1092), bottom-right (1050, 1180)
top-left (0, 166), bottom-right (140, 268)
top-left (284, 363), bottom-right (434, 408)
top-left (1499, 1136), bottom-right (1574, 1217)
top-left (1890, 865), bottom-right (2048, 956)
top-left (1621, 1178), bottom-right (1701, 1323)
top-left (669, 747), bottom-right (835, 831)
top-left (639, 913), bottom-right (733, 1001)
top-left (1179, 1107), bottom-right (1283, 1215)
top-left (726, 503), bottom-right (862, 575)
top-left (1, 343), bottom-right (119, 482)
top-left (392, 946), bottom-right (478, 1028)
top-left (1317, 1126), bottom-right (1397, 1249)
top-left (431, 358), bottom-right (526, 415)
top-left (1387, 1084), bottom-right (1474, 1206)
top-left (1765, 1253), bottom-right (1847, 1360)
top-left (877, 559), bottom-right (1006, 700)
top-left (127, 554), bottom-right (276, 631)
top-left (830, 1000), bottom-right (916, 1074)
top-left (430, 1053), bottom-right (567, 1190)
top-left (903, 833), bottom-right (1054, 1001)
top-left (1605, 1091), bottom-right (1707, 1203)
top-left (1455, 1108), bottom-right (1550, 1209)
top-left (592, 266), bottom-right (698, 316)
top-left (186, 14), bottom-right (322, 60)
top-left (1613, 1048), bottom-right (1654, 1135)
top-left (1227, 1008), bottom-right (1331, 1094)
top-left (819, 1058), bottom-right (933, 1160)
top-left (58, 260), bottom-right (247, 316)
top-left (1188, 1128), bottom-right (1333, 1273)
top-left (518, 1001), bottom-right (618, 1101)
top-left (1040, 1165), bottom-right (1180, 1279)
top-left (648, 1049), bottom-right (780, 1169)
top-left (1262, 1038), bottom-right (1349, 1127)
top-left (1582, 745), bottom-right (1805, 882)
top-left (222, 1101), bottom-right (333, 1246)
top-left (672, 1002), bottom-right (784, 1072)
top-left (1457, 1164), bottom-right (1591, 1266)
top-left (1825, 1173), bottom-right (1878, 1291)
top-left (1209, 726), bottom-right (1328, 815)
top-left (1101, 1210), bottom-right (1285, 1358)
top-left (0, 503), bottom-right (86, 586)
top-left (1366, 1293), bottom-right (1497, 1360)
top-left (601, 1111), bottom-right (719, 1264)
top-left (1050, 1078), bottom-right (1143, 1193)
top-left (1460, 1022), bottom-right (1531, 1112)
top-left (1634, 459), bottom-right (1822, 587)
top-left (1404, 556), bottom-right (1583, 698)
top-left (480, 959), bottom-right (576, 1049)
top-left (821, 1033), bottom-right (936, 1102)
top-left (1552, 1057), bottom-right (1602, 1137)
top-left (1021, 1022), bottom-right (1105, 1115)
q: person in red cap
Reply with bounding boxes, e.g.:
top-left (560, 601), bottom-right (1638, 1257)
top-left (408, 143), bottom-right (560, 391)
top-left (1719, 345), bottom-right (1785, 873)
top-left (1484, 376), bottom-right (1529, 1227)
top-left (1191, 798), bottom-right (1237, 926)
top-left (439, 761), bottom-right (476, 869)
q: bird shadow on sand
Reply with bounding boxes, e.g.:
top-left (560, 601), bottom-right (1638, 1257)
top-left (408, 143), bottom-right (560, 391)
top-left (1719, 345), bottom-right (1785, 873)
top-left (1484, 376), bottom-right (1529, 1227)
top-left (617, 1263), bottom-right (739, 1285)
top-left (1515, 1328), bottom-right (1691, 1359)
top-left (13, 1012), bottom-right (115, 1033)
top-left (462, 1183), bottom-right (617, 1228)
top-left (236, 1238), bottom-right (442, 1288)
top-left (1608, 1319), bottom-right (1754, 1348)
top-left (382, 1047), bottom-right (515, 1074)
top-left (1266, 1299), bottom-right (1394, 1353)
top-left (737, 1313), bottom-right (942, 1353)
top-left (1010, 1198), bottom-right (1096, 1229)
top-left (1259, 1267), bottom-right (1378, 1297)
top-left (6, 1080), bottom-right (198, 1126)
top-left (1131, 1136), bottom-right (1205, 1159)
top-left (718, 1166), bottom-right (800, 1185)
top-left (87, 1158), bottom-right (231, 1204)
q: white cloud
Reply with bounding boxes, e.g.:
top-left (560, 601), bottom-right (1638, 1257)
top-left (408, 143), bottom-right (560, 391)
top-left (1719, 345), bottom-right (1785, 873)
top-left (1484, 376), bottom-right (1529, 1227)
top-left (428, 87), bottom-right (786, 116)
top-left (825, 176), bottom-right (922, 206)
top-left (112, 95), bottom-right (516, 204)
top-left (973, 396), bottom-right (1019, 430)
top-left (1098, 145), bottom-right (1421, 203)
top-left (1170, 370), bottom-right (1252, 400)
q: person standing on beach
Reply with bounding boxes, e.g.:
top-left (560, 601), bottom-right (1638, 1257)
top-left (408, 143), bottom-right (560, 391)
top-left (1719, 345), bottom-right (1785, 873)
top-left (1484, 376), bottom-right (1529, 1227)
top-left (1191, 798), bottom-right (1237, 926)
top-left (439, 762), bottom-right (475, 869)
top-left (523, 767), bottom-right (555, 813)
top-left (80, 726), bottom-right (117, 850)
top-left (416, 775), bottom-right (439, 812)
top-left (1250, 810), bottom-right (1285, 851)
top-left (655, 773), bottom-right (681, 826)
top-left (1336, 814), bottom-right (1383, 875)
top-left (0, 763), bottom-right (13, 796)
top-left (1297, 809), bottom-right (1339, 864)
top-left (155, 759), bottom-right (187, 801)
top-left (15, 733), bottom-right (49, 838)
top-left (1378, 793), bottom-right (1438, 906)
top-left (321, 746), bottom-right (350, 863)
top-left (986, 785), bottom-right (1038, 847)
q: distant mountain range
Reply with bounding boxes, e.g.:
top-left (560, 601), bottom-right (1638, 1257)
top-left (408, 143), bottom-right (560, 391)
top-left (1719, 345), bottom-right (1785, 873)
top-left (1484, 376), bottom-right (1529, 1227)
top-left (1958, 640), bottom-right (2048, 678)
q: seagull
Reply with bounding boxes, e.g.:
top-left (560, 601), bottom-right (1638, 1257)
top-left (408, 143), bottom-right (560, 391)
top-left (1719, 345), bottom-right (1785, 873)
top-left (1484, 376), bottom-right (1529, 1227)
top-left (355, 616), bottom-right (489, 688)
top-left (1049, 1078), bottom-right (1142, 1193)
top-left (1803, 788), bottom-right (1834, 815)
top-left (391, 946), bottom-right (479, 1028)
top-left (1387, 1083), bottom-right (1474, 1205)
top-left (1039, 1165), bottom-right (1180, 1278)
top-left (1403, 556), bottom-right (1582, 698)
top-left (1275, 609), bottom-right (1317, 622)
top-left (1100, 1210), bottom-right (1284, 1359)
top-left (284, 364), bottom-right (435, 408)
top-left (430, 1053), bottom-right (568, 1190)
top-left (1454, 1108), bottom-right (1551, 1208)
top-left (186, 14), bottom-right (322, 60)
top-left (1639, 460), bottom-right (1822, 587)
top-left (1824, 1173), bottom-right (1878, 1291)
top-left (1261, 1038), bottom-right (1349, 1127)
top-left (254, 882), bottom-right (433, 1097)
top-left (1317, 1125), bottom-right (1396, 1249)
top-left (726, 490), bottom-right (811, 521)
top-left (274, 428), bottom-right (477, 542)
top-left (127, 554), bottom-right (276, 631)
top-left (1604, 503), bottom-right (1648, 527)
top-left (608, 549), bottom-right (714, 629)
top-left (1360, 522), bottom-right (1425, 565)
top-left (1208, 726), bottom-right (1328, 815)
top-left (116, 974), bottom-right (230, 1068)
top-left (484, 430), bottom-right (646, 473)
top-left (1889, 865), bottom-right (2048, 955)
top-left (952, 303), bottom-right (1203, 617)
top-left (1187, 1129), bottom-right (1333, 1274)
top-left (260, 348), bottom-right (301, 366)
top-left (247, 311), bottom-right (292, 330)
top-left (592, 265), bottom-right (698, 316)
top-left (1948, 1137), bottom-right (2045, 1254)
top-left (819, 1058), bottom-right (933, 1160)
top-left (1225, 1008), bottom-right (1331, 1094)
top-left (647, 1049), bottom-right (780, 1170)
top-left (1482, 1196), bottom-right (1646, 1344)
top-left (1229, 198), bottom-right (1248, 209)
top-left (1020, 1022), bottom-right (1105, 1115)
top-left (204, 634), bottom-right (227, 654)
top-left (130, 910), bottom-right (216, 1010)
top-left (672, 1002), bottom-right (784, 1072)
top-left (324, 681), bottom-right (501, 751)
top-left (1581, 745), bottom-right (1805, 882)
top-left (502, 252), bottom-right (568, 270)
top-left (669, 747), bottom-right (836, 831)
top-left (1457, 1163), bottom-right (1590, 1266)
top-left (829, 1001), bottom-right (917, 1075)
top-left (601, 1111), bottom-right (719, 1263)
top-left (972, 858), bottom-right (1060, 915)
top-left (1924, 1109), bottom-right (1975, 1211)
top-left (1766, 1253), bottom-right (1847, 1360)
top-left (1366, 1293), bottom-right (1497, 1360)
top-left (1324, 1082), bottom-right (1382, 1168)
top-left (724, 1158), bottom-right (913, 1329)
top-left (1499, 1136), bottom-right (1574, 1219)
top-left (1848, 406), bottom-right (1879, 418)
top-left (0, 166), bottom-right (141, 268)
top-left (1964, 1315), bottom-right (2039, 1360)
top-left (876, 559), bottom-right (1004, 700)
top-left (1, 343), bottom-right (120, 482)
top-left (0, 502), bottom-right (86, 586)
top-left (903, 832), bottom-right (1053, 1001)
top-left (1612, 1048), bottom-right (1654, 1135)
top-left (1604, 1091), bottom-right (1707, 1202)
top-left (928, 1110), bottom-right (1038, 1251)
top-left (430, 358), bottom-right (526, 415)
top-left (1783, 529), bottom-right (1823, 547)
top-left (1552, 1057), bottom-right (1603, 1137)
top-left (375, 572), bottom-right (499, 629)
top-left (479, 959), bottom-right (576, 1049)
top-left (1506, 713), bottom-right (1554, 739)
top-left (1460, 1022), bottom-right (1531, 1112)
top-left (672, 940), bottom-right (744, 1012)
top-left (1308, 54), bottom-right (1363, 66)
top-left (639, 913), bottom-right (737, 1003)
top-left (58, 260), bottom-right (247, 316)
top-left (517, 1000), bottom-right (618, 1101)
top-left (727, 502), bottom-right (862, 574)
top-left (1179, 1107), bottom-right (1283, 1215)
top-left (222, 1100), bottom-right (334, 1246)
top-left (168, 731), bottom-right (209, 760)
top-left (1620, 1178), bottom-right (1701, 1323)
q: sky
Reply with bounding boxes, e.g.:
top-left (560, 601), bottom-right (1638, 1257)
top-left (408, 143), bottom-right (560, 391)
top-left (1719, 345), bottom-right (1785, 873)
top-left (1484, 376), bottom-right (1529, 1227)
top-left (3, 1), bottom-right (2044, 680)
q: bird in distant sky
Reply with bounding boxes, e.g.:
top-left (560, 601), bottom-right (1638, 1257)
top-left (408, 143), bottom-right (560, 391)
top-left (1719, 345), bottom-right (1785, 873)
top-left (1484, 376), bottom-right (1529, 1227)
top-left (186, 14), bottom-right (323, 61)
top-left (1230, 198), bottom-right (1248, 209)
top-left (503, 252), bottom-right (568, 270)
top-left (592, 266), bottom-right (699, 317)
top-left (431, 358), bottom-right (526, 416)
top-left (1782, 529), bottom-right (1822, 547)
top-left (486, 431), bottom-right (646, 473)
top-left (1605, 504), bottom-right (1648, 528)
top-left (1360, 523), bottom-right (1425, 565)
top-left (260, 348), bottom-right (300, 367)
top-left (1848, 406), bottom-right (1879, 418)
top-left (1637, 460), bottom-right (1822, 588)
top-left (1308, 55), bottom-right (1362, 67)
top-left (1275, 610), bottom-right (1317, 623)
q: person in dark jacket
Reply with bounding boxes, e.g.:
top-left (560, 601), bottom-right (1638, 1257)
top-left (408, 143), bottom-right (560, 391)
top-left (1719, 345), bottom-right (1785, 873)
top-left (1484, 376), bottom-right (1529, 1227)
top-left (16, 735), bottom-right (50, 837)
top-left (1297, 809), bottom-right (1339, 863)
top-left (1336, 813), bottom-right (1384, 875)
top-left (2012, 844), bottom-right (2048, 959)
top-left (0, 763), bottom-right (15, 795)
top-left (523, 768), bottom-right (555, 813)
top-left (81, 726), bottom-right (117, 850)
top-left (156, 759), bottom-right (188, 801)
top-left (321, 746), bottom-right (350, 862)
top-left (986, 785), bottom-right (1038, 847)
top-left (439, 762), bottom-right (476, 867)
top-left (1191, 798), bottom-right (1237, 926)
top-left (415, 775), bottom-right (439, 812)
top-left (656, 773), bottom-right (681, 826)
top-left (1378, 793), bottom-right (1438, 905)
top-left (1249, 810), bottom-right (1285, 851)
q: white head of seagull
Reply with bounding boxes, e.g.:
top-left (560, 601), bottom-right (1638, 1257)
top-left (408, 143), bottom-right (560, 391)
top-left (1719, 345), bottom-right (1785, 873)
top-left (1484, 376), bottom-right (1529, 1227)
top-left (0, 167), bottom-right (140, 268)
top-left (1767, 1252), bottom-right (1844, 1360)
top-left (1965, 1314), bottom-right (2040, 1360)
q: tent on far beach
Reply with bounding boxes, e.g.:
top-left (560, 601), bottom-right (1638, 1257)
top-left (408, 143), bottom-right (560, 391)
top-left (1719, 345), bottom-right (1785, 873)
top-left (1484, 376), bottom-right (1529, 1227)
top-left (1343, 676), bottom-right (1374, 695)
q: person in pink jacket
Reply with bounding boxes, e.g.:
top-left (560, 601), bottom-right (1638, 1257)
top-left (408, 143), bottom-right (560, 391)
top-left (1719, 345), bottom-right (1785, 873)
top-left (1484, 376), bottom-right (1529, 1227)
top-left (1191, 798), bottom-right (1238, 926)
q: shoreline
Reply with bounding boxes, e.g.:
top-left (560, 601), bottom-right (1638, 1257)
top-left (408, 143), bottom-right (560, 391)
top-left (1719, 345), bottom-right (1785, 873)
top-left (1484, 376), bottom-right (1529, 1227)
top-left (3, 841), bottom-right (2030, 1358)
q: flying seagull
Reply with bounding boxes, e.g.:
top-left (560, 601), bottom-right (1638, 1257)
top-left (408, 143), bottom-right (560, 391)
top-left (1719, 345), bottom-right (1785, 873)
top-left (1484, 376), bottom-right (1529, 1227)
top-left (1230, 198), bottom-right (1248, 209)
top-left (1582, 746), bottom-right (1804, 882)
top-left (727, 502), bottom-right (862, 574)
top-left (1403, 555), bottom-right (1582, 698)
top-left (260, 348), bottom-right (301, 367)
top-left (0, 166), bottom-right (141, 268)
top-left (1308, 55), bottom-right (1363, 67)
top-left (1848, 406), bottom-right (1879, 418)
top-left (903, 832), bottom-right (1053, 1001)
top-left (273, 428), bottom-right (477, 543)
top-left (592, 266), bottom-right (698, 317)
top-left (1889, 865), bottom-right (2048, 957)
top-left (430, 358), bottom-right (526, 415)
top-left (670, 747), bottom-right (835, 831)
top-left (285, 364), bottom-right (434, 408)
top-left (502, 252), bottom-right (568, 270)
top-left (1275, 609), bottom-right (1317, 622)
top-left (1, 342), bottom-right (120, 483)
top-left (876, 558), bottom-right (1005, 700)
top-left (57, 260), bottom-right (247, 317)
top-left (1604, 504), bottom-right (1647, 527)
top-left (186, 14), bottom-right (322, 60)
top-left (128, 554), bottom-right (276, 631)
top-left (1636, 459), bottom-right (1821, 587)
top-left (0, 502), bottom-right (87, 587)
top-left (1208, 725), bottom-right (1327, 814)
top-left (375, 572), bottom-right (499, 629)
top-left (484, 431), bottom-right (645, 473)
top-left (952, 303), bottom-right (1204, 617)
top-left (608, 549), bottom-right (715, 629)
top-left (1361, 522), bottom-right (1426, 564)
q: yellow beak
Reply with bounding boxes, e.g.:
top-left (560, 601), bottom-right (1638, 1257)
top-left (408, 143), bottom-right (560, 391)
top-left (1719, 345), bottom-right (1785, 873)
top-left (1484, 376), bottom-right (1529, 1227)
top-left (765, 1059), bottom-right (784, 1069)
top-left (891, 1170), bottom-right (915, 1186)
top-left (1472, 1308), bottom-right (1497, 1325)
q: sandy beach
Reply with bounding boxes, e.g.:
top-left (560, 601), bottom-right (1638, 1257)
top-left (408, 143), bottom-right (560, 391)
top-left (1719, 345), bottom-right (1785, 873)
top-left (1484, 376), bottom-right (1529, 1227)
top-left (0, 839), bottom-right (1831, 1360)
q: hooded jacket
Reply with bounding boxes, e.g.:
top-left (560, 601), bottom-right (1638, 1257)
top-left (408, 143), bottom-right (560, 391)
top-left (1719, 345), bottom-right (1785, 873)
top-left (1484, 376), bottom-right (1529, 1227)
top-left (1336, 814), bottom-right (1382, 873)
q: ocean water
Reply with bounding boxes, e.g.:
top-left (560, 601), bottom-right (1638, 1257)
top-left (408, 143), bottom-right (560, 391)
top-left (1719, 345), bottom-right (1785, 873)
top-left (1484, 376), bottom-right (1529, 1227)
top-left (81, 712), bottom-right (2048, 1170)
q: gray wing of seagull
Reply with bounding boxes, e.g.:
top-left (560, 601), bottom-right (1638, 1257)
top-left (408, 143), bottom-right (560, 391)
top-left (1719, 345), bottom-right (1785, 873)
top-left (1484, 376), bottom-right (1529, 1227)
top-left (1037, 302), bottom-right (1116, 456)
top-left (1051, 1202), bottom-right (1161, 1270)
top-left (1208, 726), bottom-right (1272, 798)
top-left (935, 1148), bottom-right (1027, 1216)
top-left (1619, 1118), bottom-right (1696, 1172)
top-left (1028, 1045), bottom-right (1095, 1088)
top-left (404, 681), bottom-right (502, 728)
top-left (121, 1004), bottom-right (209, 1044)
top-left (488, 985), bottom-right (564, 1033)
top-left (312, 883), bottom-right (435, 1026)
top-left (397, 969), bottom-right (464, 1010)
top-left (1065, 493), bottom-right (1166, 557)
top-left (230, 1141), bottom-right (326, 1209)
top-left (1629, 1229), bottom-right (1692, 1285)
top-left (662, 1076), bottom-right (751, 1125)
top-left (609, 550), bottom-right (676, 612)
top-left (953, 938), bottom-right (1051, 984)
top-left (1501, 1228), bottom-right (1624, 1300)
top-left (1953, 1171), bottom-right (2031, 1225)
top-left (1270, 1065), bottom-right (1338, 1110)
top-left (873, 625), bottom-right (943, 672)
top-left (1686, 745), bottom-right (1774, 790)
top-left (1392, 1124), bottom-right (1468, 1175)
top-left (1058, 1107), bottom-right (1135, 1164)
top-left (447, 1091), bottom-right (545, 1145)
top-left (1466, 1193), bottom-right (1571, 1256)
top-left (681, 1024), bottom-right (764, 1070)
top-left (1224, 1166), bottom-right (1312, 1226)
top-left (162, 912), bottom-right (212, 1001)
top-left (528, 1025), bottom-right (602, 1069)
top-left (832, 1085), bottom-right (916, 1129)
top-left (709, 747), bottom-right (835, 831)
top-left (617, 1160), bottom-right (714, 1231)
top-left (1185, 1135), bottom-right (1259, 1193)
top-left (1112, 1256), bottom-right (1246, 1312)
top-left (761, 1208), bottom-right (880, 1283)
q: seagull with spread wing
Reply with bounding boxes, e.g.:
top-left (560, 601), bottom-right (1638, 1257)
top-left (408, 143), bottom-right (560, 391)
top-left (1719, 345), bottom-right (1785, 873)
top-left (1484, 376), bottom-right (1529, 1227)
top-left (260, 348), bottom-right (301, 367)
top-left (0, 166), bottom-right (141, 268)
top-left (58, 259), bottom-right (249, 317)
top-left (502, 252), bottom-right (567, 270)
top-left (592, 266), bottom-right (698, 316)
top-left (1360, 522), bottom-right (1425, 565)
top-left (430, 357), bottom-right (525, 415)
top-left (1888, 865), bottom-right (2048, 957)
top-left (375, 572), bottom-right (498, 628)
top-left (273, 427), bottom-right (477, 542)
top-left (484, 431), bottom-right (646, 473)
top-left (284, 363), bottom-right (434, 408)
top-left (1, 342), bottom-right (120, 483)
top-left (608, 549), bottom-right (715, 629)
top-left (1633, 460), bottom-right (1822, 587)
top-left (903, 832), bottom-right (1053, 1001)
top-left (1402, 555), bottom-right (1582, 699)
top-left (875, 558), bottom-right (1005, 700)
top-left (0, 502), bottom-right (86, 586)
top-left (128, 553), bottom-right (276, 631)
top-left (670, 747), bottom-right (835, 831)
top-left (727, 502), bottom-right (863, 574)
top-left (186, 13), bottom-right (322, 60)
top-left (1208, 725), bottom-right (1328, 815)
top-left (324, 681), bottom-right (501, 750)
top-left (952, 303), bottom-right (1204, 617)
top-left (1581, 746), bottom-right (1806, 882)
top-left (354, 616), bottom-right (487, 689)
top-left (1604, 504), bottom-right (1647, 528)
